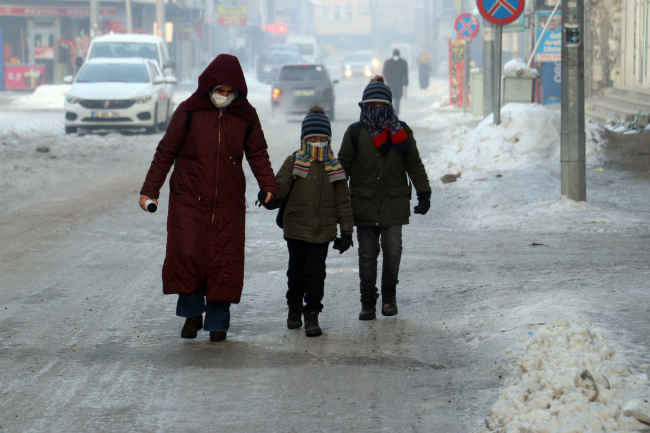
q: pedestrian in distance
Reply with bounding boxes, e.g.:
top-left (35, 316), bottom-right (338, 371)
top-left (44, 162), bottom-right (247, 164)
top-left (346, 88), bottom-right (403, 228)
top-left (382, 49), bottom-right (409, 115)
top-left (139, 54), bottom-right (279, 342)
top-left (271, 105), bottom-right (354, 337)
top-left (338, 76), bottom-right (432, 321)
top-left (417, 48), bottom-right (433, 90)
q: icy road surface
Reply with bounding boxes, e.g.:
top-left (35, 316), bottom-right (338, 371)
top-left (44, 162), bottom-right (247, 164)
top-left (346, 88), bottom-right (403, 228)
top-left (1, 77), bottom-right (649, 432)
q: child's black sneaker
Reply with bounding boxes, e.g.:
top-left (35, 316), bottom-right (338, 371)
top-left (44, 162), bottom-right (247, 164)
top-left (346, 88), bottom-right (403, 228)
top-left (381, 295), bottom-right (398, 316)
top-left (287, 304), bottom-right (303, 329)
top-left (359, 301), bottom-right (376, 320)
top-left (304, 311), bottom-right (323, 337)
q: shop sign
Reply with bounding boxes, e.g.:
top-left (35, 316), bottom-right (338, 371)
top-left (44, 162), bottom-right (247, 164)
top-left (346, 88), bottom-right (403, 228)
top-left (535, 11), bottom-right (562, 61)
top-left (34, 46), bottom-right (54, 60)
top-left (217, 1), bottom-right (247, 26)
top-left (503, 14), bottom-right (525, 33)
top-left (4, 65), bottom-right (45, 90)
top-left (0, 6), bottom-right (116, 17)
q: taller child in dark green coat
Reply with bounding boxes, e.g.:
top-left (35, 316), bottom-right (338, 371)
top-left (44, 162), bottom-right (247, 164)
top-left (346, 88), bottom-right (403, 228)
top-left (338, 76), bottom-right (431, 321)
top-left (275, 106), bottom-right (354, 337)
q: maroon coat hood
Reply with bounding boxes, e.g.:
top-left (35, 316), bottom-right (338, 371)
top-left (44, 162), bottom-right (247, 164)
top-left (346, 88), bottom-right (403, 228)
top-left (184, 54), bottom-right (256, 123)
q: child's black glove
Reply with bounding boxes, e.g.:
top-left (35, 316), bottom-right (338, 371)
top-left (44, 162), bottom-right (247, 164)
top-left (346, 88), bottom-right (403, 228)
top-left (333, 234), bottom-right (353, 254)
top-left (414, 192), bottom-right (432, 215)
top-left (256, 191), bottom-right (282, 210)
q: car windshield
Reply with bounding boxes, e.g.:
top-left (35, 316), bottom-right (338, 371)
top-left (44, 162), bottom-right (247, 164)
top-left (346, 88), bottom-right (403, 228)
top-left (278, 65), bottom-right (329, 82)
top-left (76, 63), bottom-right (149, 83)
top-left (345, 53), bottom-right (373, 62)
top-left (89, 42), bottom-right (159, 63)
top-left (262, 52), bottom-right (301, 64)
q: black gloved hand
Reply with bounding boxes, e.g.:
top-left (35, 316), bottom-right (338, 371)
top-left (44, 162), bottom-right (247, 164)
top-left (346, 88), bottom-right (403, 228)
top-left (414, 192), bottom-right (432, 215)
top-left (332, 234), bottom-right (353, 254)
top-left (255, 191), bottom-right (282, 210)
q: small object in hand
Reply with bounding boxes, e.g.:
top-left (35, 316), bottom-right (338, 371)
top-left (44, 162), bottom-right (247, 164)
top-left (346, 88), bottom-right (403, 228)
top-left (440, 173), bottom-right (461, 184)
top-left (145, 199), bottom-right (157, 213)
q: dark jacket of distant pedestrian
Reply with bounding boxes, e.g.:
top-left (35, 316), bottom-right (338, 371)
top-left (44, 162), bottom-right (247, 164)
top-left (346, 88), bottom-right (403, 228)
top-left (338, 76), bottom-right (431, 321)
top-left (382, 49), bottom-right (409, 114)
top-left (139, 54), bottom-right (278, 340)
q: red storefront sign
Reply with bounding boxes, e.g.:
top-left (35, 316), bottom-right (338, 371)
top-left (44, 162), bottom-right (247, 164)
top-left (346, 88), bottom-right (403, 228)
top-left (34, 46), bottom-right (54, 60)
top-left (5, 65), bottom-right (45, 90)
top-left (0, 6), bottom-right (116, 17)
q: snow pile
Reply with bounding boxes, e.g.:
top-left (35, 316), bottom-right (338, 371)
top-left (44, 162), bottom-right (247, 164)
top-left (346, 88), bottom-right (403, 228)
top-left (9, 85), bottom-right (71, 110)
top-left (487, 321), bottom-right (650, 432)
top-left (423, 103), bottom-right (605, 175)
top-left (503, 59), bottom-right (538, 77)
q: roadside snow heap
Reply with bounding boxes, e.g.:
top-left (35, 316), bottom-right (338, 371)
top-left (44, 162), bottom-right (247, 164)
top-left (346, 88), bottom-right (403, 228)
top-left (423, 103), bottom-right (604, 175)
top-left (487, 321), bottom-right (650, 432)
top-left (9, 84), bottom-right (71, 110)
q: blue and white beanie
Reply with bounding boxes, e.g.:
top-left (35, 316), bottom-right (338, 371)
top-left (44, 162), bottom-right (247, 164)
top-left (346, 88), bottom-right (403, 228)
top-left (301, 106), bottom-right (331, 141)
top-left (361, 77), bottom-right (392, 105)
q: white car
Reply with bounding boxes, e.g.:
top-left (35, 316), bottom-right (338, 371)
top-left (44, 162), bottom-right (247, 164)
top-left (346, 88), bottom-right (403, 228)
top-left (63, 58), bottom-right (176, 134)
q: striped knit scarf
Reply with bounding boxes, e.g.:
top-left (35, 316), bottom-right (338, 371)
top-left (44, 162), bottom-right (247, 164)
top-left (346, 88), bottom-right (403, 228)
top-left (359, 103), bottom-right (409, 156)
top-left (293, 141), bottom-right (346, 183)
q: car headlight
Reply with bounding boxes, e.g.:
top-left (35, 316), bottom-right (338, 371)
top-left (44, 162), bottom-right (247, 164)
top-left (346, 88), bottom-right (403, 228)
top-left (135, 95), bottom-right (152, 104)
top-left (345, 65), bottom-right (351, 69)
top-left (66, 95), bottom-right (81, 104)
top-left (372, 59), bottom-right (379, 67)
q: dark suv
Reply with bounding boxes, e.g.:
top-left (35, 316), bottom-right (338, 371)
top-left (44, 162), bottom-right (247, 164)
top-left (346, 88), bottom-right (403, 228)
top-left (271, 65), bottom-right (338, 120)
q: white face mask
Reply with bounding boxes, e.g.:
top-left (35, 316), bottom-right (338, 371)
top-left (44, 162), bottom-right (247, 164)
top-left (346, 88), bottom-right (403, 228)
top-left (211, 92), bottom-right (235, 109)
top-left (307, 140), bottom-right (329, 148)
top-left (392, 56), bottom-right (399, 61)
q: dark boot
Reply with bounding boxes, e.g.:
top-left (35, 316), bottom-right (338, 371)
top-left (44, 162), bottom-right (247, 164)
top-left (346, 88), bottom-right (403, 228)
top-left (287, 304), bottom-right (303, 329)
top-left (181, 315), bottom-right (203, 339)
top-left (381, 294), bottom-right (398, 316)
top-left (359, 301), bottom-right (376, 321)
top-left (303, 311), bottom-right (323, 337)
top-left (209, 331), bottom-right (227, 341)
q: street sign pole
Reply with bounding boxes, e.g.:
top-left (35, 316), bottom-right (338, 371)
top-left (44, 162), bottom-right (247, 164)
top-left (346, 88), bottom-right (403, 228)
top-left (463, 40), bottom-right (470, 113)
top-left (560, 0), bottom-right (586, 201)
top-left (482, 21), bottom-right (494, 118)
top-left (493, 25), bottom-right (502, 125)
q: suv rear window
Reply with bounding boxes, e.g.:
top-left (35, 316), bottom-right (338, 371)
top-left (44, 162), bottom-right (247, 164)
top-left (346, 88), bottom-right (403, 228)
top-left (278, 65), bottom-right (330, 82)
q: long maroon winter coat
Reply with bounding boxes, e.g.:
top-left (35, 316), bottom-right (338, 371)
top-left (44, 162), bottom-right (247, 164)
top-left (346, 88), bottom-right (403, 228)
top-left (140, 55), bottom-right (278, 303)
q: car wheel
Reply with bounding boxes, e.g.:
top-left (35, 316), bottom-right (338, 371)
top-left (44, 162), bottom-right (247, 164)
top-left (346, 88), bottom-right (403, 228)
top-left (146, 104), bottom-right (159, 134)
top-left (65, 126), bottom-right (77, 134)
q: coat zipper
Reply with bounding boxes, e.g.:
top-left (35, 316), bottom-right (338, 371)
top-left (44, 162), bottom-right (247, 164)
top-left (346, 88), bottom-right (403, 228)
top-left (203, 110), bottom-right (223, 278)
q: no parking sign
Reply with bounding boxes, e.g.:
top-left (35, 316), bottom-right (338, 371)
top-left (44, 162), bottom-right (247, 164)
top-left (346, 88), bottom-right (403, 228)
top-left (477, 0), bottom-right (525, 25)
top-left (454, 14), bottom-right (479, 40)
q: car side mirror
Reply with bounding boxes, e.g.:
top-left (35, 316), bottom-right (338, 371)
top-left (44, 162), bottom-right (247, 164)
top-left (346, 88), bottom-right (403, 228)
top-left (154, 76), bottom-right (165, 84)
top-left (332, 79), bottom-right (339, 84)
top-left (63, 75), bottom-right (73, 84)
top-left (165, 76), bottom-right (178, 84)
top-left (164, 60), bottom-right (176, 69)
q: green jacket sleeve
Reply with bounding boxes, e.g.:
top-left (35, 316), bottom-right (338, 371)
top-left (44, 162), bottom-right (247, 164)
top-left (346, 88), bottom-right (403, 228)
top-left (403, 125), bottom-right (432, 196)
top-left (334, 179), bottom-right (354, 236)
top-left (276, 155), bottom-right (295, 200)
top-left (337, 125), bottom-right (355, 178)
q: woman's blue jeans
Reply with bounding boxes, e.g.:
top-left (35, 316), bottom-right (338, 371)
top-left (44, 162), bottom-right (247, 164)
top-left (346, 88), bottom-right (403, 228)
top-left (176, 288), bottom-right (231, 332)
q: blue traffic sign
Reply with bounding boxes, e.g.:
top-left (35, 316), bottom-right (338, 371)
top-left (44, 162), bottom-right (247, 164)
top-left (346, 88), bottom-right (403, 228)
top-left (477, 0), bottom-right (525, 26)
top-left (454, 14), bottom-right (479, 40)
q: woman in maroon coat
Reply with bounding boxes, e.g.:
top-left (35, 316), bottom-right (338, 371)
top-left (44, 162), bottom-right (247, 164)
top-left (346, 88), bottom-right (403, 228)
top-left (139, 54), bottom-right (278, 342)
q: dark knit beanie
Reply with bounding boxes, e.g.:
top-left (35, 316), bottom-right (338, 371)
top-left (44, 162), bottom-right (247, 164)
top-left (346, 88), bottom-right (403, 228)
top-left (361, 76), bottom-right (392, 105)
top-left (301, 105), bottom-right (331, 140)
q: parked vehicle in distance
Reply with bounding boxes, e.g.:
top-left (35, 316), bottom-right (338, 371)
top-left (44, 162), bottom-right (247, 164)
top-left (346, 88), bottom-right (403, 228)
top-left (63, 58), bottom-right (176, 134)
top-left (86, 33), bottom-right (176, 77)
top-left (271, 64), bottom-right (337, 120)
top-left (285, 35), bottom-right (320, 64)
top-left (342, 51), bottom-right (380, 80)
top-left (256, 51), bottom-right (303, 82)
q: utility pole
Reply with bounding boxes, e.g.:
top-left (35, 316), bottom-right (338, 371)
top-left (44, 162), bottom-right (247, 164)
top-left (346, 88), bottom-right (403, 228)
top-left (89, 0), bottom-right (100, 38)
top-left (156, 0), bottom-right (165, 39)
top-left (482, 20), bottom-right (494, 118)
top-left (125, 0), bottom-right (133, 33)
top-left (560, 0), bottom-right (586, 201)
top-left (493, 24), bottom-right (502, 125)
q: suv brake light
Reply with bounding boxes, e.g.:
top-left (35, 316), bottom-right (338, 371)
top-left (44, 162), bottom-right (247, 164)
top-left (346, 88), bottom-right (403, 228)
top-left (273, 88), bottom-right (281, 99)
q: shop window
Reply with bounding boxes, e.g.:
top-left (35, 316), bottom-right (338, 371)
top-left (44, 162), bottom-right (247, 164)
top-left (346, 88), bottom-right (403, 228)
top-left (333, 6), bottom-right (341, 20)
top-left (345, 6), bottom-right (353, 20)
